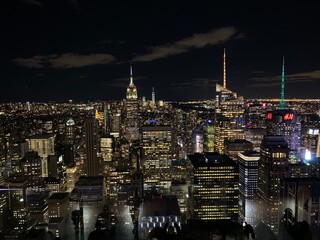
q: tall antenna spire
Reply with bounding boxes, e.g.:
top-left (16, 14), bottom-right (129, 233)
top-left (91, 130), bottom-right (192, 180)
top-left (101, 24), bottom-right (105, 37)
top-left (130, 63), bottom-right (134, 85)
top-left (280, 56), bottom-right (285, 110)
top-left (152, 87), bottom-right (155, 103)
top-left (223, 48), bottom-right (227, 89)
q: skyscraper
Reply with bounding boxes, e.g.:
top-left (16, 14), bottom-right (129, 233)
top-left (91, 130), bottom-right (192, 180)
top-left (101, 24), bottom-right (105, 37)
top-left (26, 134), bottom-right (55, 177)
top-left (258, 135), bottom-right (290, 235)
top-left (214, 49), bottom-right (245, 154)
top-left (64, 118), bottom-right (75, 166)
top-left (142, 125), bottom-right (172, 192)
top-left (238, 151), bottom-right (259, 224)
top-left (265, 58), bottom-right (302, 161)
top-left (189, 152), bottom-right (239, 221)
top-left (65, 118), bottom-right (75, 145)
top-left (152, 86), bottom-right (155, 104)
top-left (85, 112), bottom-right (99, 176)
top-left (125, 65), bottom-right (139, 141)
top-left (266, 110), bottom-right (301, 161)
top-left (5, 177), bottom-right (29, 233)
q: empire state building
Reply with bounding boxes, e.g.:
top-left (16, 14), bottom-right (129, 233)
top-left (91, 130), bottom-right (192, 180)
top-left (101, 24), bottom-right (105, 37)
top-left (125, 65), bottom-right (139, 141)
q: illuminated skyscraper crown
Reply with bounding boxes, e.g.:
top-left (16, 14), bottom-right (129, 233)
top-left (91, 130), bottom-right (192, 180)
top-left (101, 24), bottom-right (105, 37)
top-left (126, 64), bottom-right (138, 99)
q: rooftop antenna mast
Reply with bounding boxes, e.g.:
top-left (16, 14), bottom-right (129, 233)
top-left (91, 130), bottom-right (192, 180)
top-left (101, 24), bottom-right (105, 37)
top-left (280, 56), bottom-right (285, 110)
top-left (130, 63), bottom-right (134, 86)
top-left (223, 48), bottom-right (227, 89)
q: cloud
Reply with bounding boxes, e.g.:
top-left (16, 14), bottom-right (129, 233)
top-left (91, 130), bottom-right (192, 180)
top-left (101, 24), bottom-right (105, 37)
top-left (169, 78), bottom-right (218, 89)
top-left (13, 53), bottom-right (117, 69)
top-left (101, 76), bottom-right (146, 88)
top-left (22, 0), bottom-right (45, 8)
top-left (248, 70), bottom-right (320, 88)
top-left (132, 27), bottom-right (239, 62)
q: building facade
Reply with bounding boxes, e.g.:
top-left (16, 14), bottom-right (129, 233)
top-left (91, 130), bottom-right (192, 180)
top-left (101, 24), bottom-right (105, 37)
top-left (189, 152), bottom-right (239, 221)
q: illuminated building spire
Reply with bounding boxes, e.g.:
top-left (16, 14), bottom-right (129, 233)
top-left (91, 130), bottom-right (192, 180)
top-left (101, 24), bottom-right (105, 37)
top-left (152, 87), bottom-right (155, 103)
top-left (280, 56), bottom-right (285, 110)
top-left (223, 48), bottom-right (227, 89)
top-left (126, 63), bottom-right (138, 99)
top-left (130, 63), bottom-right (134, 86)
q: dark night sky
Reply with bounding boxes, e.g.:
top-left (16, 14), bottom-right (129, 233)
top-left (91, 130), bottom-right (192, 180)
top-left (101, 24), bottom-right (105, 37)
top-left (1, 1), bottom-right (320, 102)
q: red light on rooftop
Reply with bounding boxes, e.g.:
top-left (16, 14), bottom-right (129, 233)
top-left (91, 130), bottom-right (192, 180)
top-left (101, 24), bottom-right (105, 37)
top-left (267, 113), bottom-right (272, 119)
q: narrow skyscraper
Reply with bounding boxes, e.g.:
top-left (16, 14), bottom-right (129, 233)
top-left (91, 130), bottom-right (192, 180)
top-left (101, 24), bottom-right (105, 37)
top-left (85, 111), bottom-right (99, 176)
top-left (258, 135), bottom-right (290, 235)
top-left (125, 64), bottom-right (139, 141)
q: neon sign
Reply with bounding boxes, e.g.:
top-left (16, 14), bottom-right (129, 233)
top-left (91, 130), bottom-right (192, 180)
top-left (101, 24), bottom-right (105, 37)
top-left (283, 113), bottom-right (294, 120)
top-left (266, 113), bottom-right (272, 119)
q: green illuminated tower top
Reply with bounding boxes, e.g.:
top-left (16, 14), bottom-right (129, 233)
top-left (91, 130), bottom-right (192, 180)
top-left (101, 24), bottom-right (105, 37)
top-left (280, 56), bottom-right (285, 110)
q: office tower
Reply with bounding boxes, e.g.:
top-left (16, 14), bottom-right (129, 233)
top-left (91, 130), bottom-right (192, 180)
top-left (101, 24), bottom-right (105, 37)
top-left (189, 152), bottom-right (239, 221)
top-left (5, 177), bottom-right (29, 233)
top-left (110, 102), bottom-right (122, 136)
top-left (0, 131), bottom-right (6, 161)
top-left (142, 125), bottom-right (172, 172)
top-left (66, 167), bottom-right (79, 192)
top-left (193, 131), bottom-right (203, 153)
top-left (84, 112), bottom-right (99, 176)
top-left (8, 141), bottom-right (28, 159)
top-left (192, 119), bottom-right (213, 154)
top-left (214, 115), bottom-right (245, 154)
top-left (125, 65), bottom-right (139, 141)
top-left (47, 192), bottom-right (70, 219)
top-left (266, 110), bottom-right (301, 161)
top-left (238, 151), bottom-right (259, 224)
top-left (0, 189), bottom-right (7, 230)
top-left (104, 103), bottom-right (111, 135)
top-left (214, 49), bottom-right (245, 154)
top-left (26, 134), bottom-right (55, 158)
top-left (26, 134), bottom-right (55, 177)
top-left (224, 139), bottom-right (253, 160)
top-left (203, 120), bottom-right (214, 152)
top-left (142, 125), bottom-right (173, 192)
top-left (47, 155), bottom-right (58, 178)
top-left (245, 128), bottom-right (266, 152)
top-left (26, 188), bottom-right (49, 223)
top-left (258, 135), bottom-right (290, 235)
top-left (285, 162), bottom-right (311, 178)
top-left (65, 118), bottom-right (75, 145)
top-left (63, 144), bottom-right (75, 167)
top-left (100, 137), bottom-right (113, 162)
top-left (245, 100), bottom-right (269, 129)
top-left (95, 109), bottom-right (104, 126)
top-left (44, 178), bottom-right (65, 193)
top-left (301, 128), bottom-right (319, 160)
top-left (21, 150), bottom-right (43, 187)
top-left (301, 115), bottom-right (320, 163)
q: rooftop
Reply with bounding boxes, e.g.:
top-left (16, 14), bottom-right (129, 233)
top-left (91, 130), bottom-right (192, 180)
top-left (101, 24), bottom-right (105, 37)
top-left (48, 192), bottom-right (69, 201)
top-left (188, 152), bottom-right (237, 167)
top-left (141, 195), bottom-right (180, 217)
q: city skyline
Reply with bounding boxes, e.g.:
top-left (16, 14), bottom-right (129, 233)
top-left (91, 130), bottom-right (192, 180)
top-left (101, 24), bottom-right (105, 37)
top-left (1, 1), bottom-right (320, 101)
